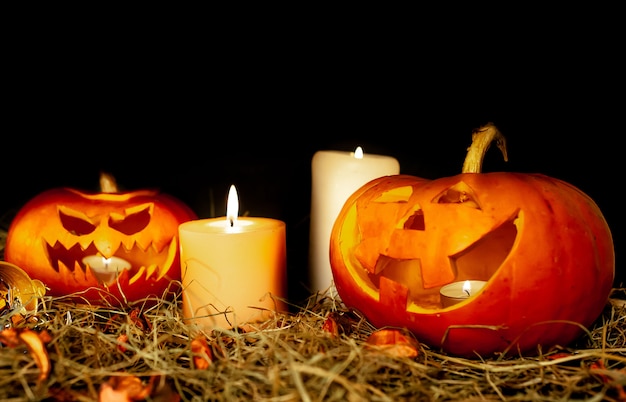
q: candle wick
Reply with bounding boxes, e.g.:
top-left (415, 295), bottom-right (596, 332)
top-left (229, 218), bottom-right (234, 227)
top-left (464, 289), bottom-right (470, 297)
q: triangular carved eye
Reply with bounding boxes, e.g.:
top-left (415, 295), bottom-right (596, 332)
top-left (404, 210), bottom-right (425, 230)
top-left (432, 181), bottom-right (481, 209)
top-left (109, 205), bottom-right (152, 235)
top-left (59, 209), bottom-right (97, 236)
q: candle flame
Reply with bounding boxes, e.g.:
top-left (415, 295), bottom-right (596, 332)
top-left (226, 184), bottom-right (239, 226)
top-left (354, 146), bottom-right (364, 159)
top-left (462, 280), bottom-right (471, 295)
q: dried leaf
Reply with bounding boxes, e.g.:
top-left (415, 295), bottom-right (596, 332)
top-left (322, 315), bottom-right (339, 337)
top-left (99, 375), bottom-right (179, 402)
top-left (99, 375), bottom-right (151, 402)
top-left (0, 327), bottom-right (51, 383)
top-left (128, 308), bottom-right (153, 332)
top-left (546, 352), bottom-right (574, 360)
top-left (589, 359), bottom-right (626, 400)
top-left (191, 336), bottom-right (213, 369)
top-left (19, 329), bottom-right (51, 383)
top-left (366, 328), bottom-right (420, 358)
top-left (0, 327), bottom-right (19, 346)
top-left (117, 334), bottom-right (129, 353)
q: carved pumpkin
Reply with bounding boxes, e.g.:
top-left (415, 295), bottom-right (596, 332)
top-left (329, 124), bottom-right (615, 357)
top-left (4, 173), bottom-right (197, 306)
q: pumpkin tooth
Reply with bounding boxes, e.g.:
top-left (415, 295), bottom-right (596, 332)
top-left (73, 260), bottom-right (84, 274)
top-left (156, 240), bottom-right (177, 281)
top-left (56, 259), bottom-right (69, 273)
top-left (142, 240), bottom-right (166, 256)
top-left (145, 264), bottom-right (158, 280)
top-left (149, 241), bottom-right (160, 253)
top-left (129, 266), bottom-right (147, 285)
top-left (56, 260), bottom-right (73, 282)
top-left (122, 238), bottom-right (136, 252)
top-left (92, 241), bottom-right (122, 259)
top-left (78, 238), bottom-right (93, 252)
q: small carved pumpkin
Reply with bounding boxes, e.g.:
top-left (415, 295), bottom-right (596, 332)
top-left (4, 173), bottom-right (197, 306)
top-left (329, 124), bottom-right (615, 357)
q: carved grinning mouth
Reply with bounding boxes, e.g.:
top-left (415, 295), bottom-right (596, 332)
top-left (45, 239), bottom-right (177, 285)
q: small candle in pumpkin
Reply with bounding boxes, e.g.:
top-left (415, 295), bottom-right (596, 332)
top-left (82, 255), bottom-right (132, 284)
top-left (179, 185), bottom-right (287, 331)
top-left (440, 280), bottom-right (487, 308)
top-left (309, 146), bottom-right (400, 294)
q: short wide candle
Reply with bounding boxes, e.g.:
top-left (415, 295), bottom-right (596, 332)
top-left (440, 280), bottom-right (487, 308)
top-left (179, 186), bottom-right (287, 331)
top-left (309, 147), bottom-right (400, 293)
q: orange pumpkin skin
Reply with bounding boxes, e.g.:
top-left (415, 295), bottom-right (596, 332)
top-left (330, 173), bottom-right (615, 357)
top-left (4, 187), bottom-right (198, 306)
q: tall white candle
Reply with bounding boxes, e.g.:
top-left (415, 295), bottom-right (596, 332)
top-left (179, 185), bottom-right (287, 331)
top-left (309, 147), bottom-right (400, 293)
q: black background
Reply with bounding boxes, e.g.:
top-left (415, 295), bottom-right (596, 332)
top-left (2, 28), bottom-right (622, 304)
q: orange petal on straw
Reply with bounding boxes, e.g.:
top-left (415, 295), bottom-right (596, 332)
top-left (191, 336), bottom-right (213, 369)
top-left (589, 359), bottom-right (626, 400)
top-left (322, 315), bottom-right (340, 338)
top-left (0, 328), bottom-right (52, 383)
top-left (99, 375), bottom-right (152, 402)
top-left (18, 329), bottom-right (51, 383)
top-left (0, 327), bottom-right (20, 347)
top-left (366, 328), bottom-right (420, 358)
top-left (117, 334), bottom-right (129, 353)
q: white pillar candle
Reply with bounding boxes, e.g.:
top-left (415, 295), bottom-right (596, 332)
top-left (179, 185), bottom-right (287, 331)
top-left (309, 147), bottom-right (400, 293)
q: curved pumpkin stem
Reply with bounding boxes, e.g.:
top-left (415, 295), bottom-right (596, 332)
top-left (462, 122), bottom-right (508, 173)
top-left (99, 171), bottom-right (118, 193)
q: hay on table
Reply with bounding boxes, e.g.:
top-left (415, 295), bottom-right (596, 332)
top-left (0, 283), bottom-right (625, 401)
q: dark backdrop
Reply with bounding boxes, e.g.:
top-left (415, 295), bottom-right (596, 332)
top-left (3, 37), bottom-right (622, 304)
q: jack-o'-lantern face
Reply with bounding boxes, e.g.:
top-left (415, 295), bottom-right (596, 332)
top-left (5, 184), bottom-right (197, 306)
top-left (329, 124), bottom-right (614, 357)
top-left (51, 195), bottom-right (179, 285)
top-left (348, 178), bottom-right (516, 310)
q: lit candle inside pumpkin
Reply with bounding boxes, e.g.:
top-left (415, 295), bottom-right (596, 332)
top-left (309, 146), bottom-right (400, 293)
top-left (82, 255), bottom-right (132, 284)
top-left (439, 280), bottom-right (487, 308)
top-left (179, 185), bottom-right (287, 331)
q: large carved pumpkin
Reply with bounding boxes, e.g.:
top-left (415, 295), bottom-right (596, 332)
top-left (4, 173), bottom-right (197, 306)
top-left (329, 124), bottom-right (615, 357)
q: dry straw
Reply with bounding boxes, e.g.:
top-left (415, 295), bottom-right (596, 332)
top-left (1, 226), bottom-right (624, 401)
